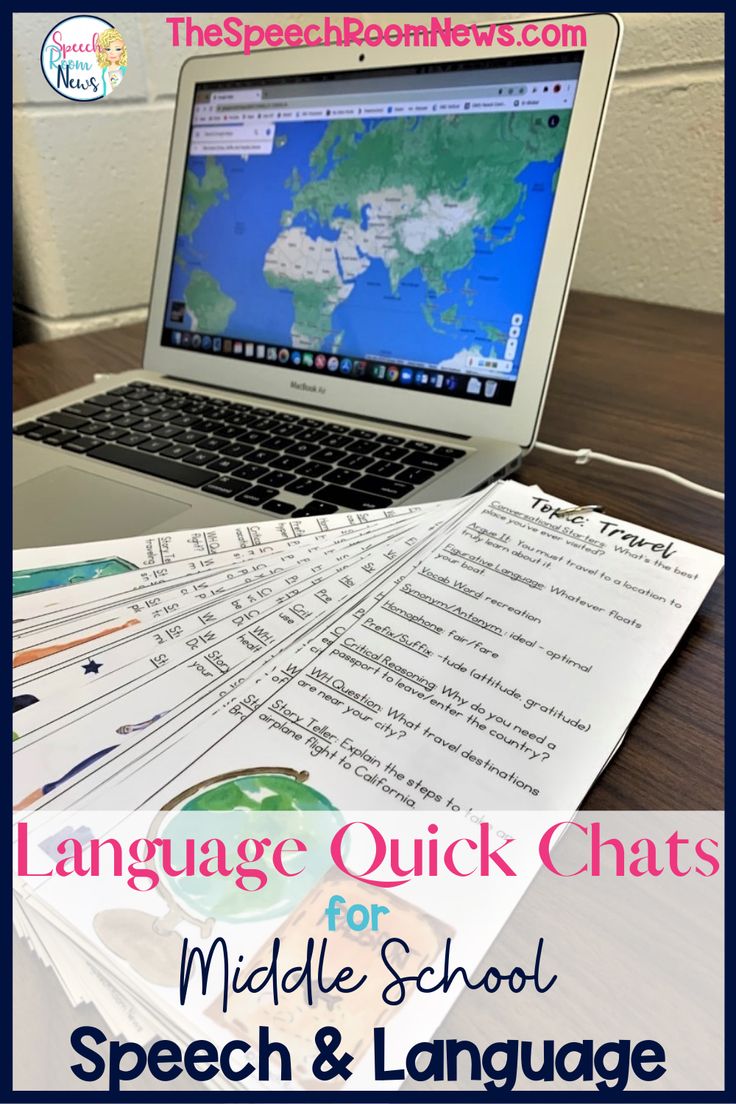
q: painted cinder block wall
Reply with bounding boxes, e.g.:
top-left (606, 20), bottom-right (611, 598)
top-left (12, 11), bottom-right (724, 344)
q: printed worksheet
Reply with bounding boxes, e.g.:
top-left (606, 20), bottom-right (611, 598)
top-left (13, 479), bottom-right (724, 1094)
top-left (104, 480), bottom-right (719, 815)
top-left (13, 499), bottom-right (470, 809)
top-left (13, 481), bottom-right (723, 816)
top-left (13, 502), bottom-right (426, 611)
top-left (13, 508), bottom-right (443, 717)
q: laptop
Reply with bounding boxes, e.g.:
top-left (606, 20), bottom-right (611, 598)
top-left (13, 14), bottom-right (621, 548)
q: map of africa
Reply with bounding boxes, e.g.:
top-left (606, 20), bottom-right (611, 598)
top-left (169, 109), bottom-right (570, 376)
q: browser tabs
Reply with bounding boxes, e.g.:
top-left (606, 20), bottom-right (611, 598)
top-left (210, 89), bottom-right (262, 104)
top-left (189, 81), bottom-right (578, 156)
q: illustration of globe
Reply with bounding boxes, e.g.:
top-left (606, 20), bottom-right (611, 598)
top-left (158, 769), bottom-right (340, 924)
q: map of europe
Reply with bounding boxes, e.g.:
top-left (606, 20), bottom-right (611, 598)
top-left (169, 109), bottom-right (570, 376)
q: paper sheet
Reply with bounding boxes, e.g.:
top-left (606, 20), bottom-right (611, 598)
top-left (13, 479), bottom-right (723, 1084)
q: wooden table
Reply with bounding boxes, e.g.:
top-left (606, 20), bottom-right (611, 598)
top-left (14, 291), bottom-right (724, 809)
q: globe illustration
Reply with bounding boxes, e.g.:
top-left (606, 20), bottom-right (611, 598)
top-left (156, 768), bottom-right (340, 925)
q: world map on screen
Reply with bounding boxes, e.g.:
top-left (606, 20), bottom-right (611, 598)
top-left (168, 109), bottom-right (570, 378)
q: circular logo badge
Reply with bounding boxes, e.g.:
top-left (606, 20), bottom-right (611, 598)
top-left (40, 16), bottom-right (128, 102)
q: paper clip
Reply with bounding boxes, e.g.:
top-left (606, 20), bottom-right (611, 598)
top-left (556, 504), bottom-right (602, 518)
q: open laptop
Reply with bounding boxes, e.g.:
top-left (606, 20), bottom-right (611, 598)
top-left (13, 14), bottom-right (621, 548)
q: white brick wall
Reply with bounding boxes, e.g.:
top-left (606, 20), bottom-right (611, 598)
top-left (12, 11), bottom-right (724, 343)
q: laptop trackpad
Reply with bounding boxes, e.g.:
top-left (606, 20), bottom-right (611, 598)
top-left (14, 467), bottom-right (192, 547)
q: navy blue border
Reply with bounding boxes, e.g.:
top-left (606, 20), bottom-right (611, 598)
top-left (5, 1095), bottom-right (735, 1103)
top-left (7, 3), bottom-right (731, 1101)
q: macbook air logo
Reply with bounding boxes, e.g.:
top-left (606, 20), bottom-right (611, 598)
top-left (290, 381), bottom-right (326, 395)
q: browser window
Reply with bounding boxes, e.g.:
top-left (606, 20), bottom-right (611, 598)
top-left (162, 55), bottom-right (582, 407)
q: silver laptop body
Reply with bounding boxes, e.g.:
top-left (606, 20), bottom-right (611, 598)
top-left (13, 15), bottom-right (621, 548)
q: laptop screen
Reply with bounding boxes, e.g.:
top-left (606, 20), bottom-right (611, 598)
top-left (162, 53), bottom-right (583, 407)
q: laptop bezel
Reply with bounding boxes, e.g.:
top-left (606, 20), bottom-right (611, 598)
top-left (143, 12), bottom-right (622, 448)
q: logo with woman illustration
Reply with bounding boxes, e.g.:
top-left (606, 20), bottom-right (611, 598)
top-left (40, 16), bottom-right (128, 102)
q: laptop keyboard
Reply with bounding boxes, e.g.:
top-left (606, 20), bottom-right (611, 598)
top-left (14, 382), bottom-right (468, 518)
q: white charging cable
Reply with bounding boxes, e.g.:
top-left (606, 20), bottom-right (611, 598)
top-left (534, 442), bottom-right (725, 502)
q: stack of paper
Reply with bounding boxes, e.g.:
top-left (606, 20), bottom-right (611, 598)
top-left (12, 480), bottom-right (723, 1088)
